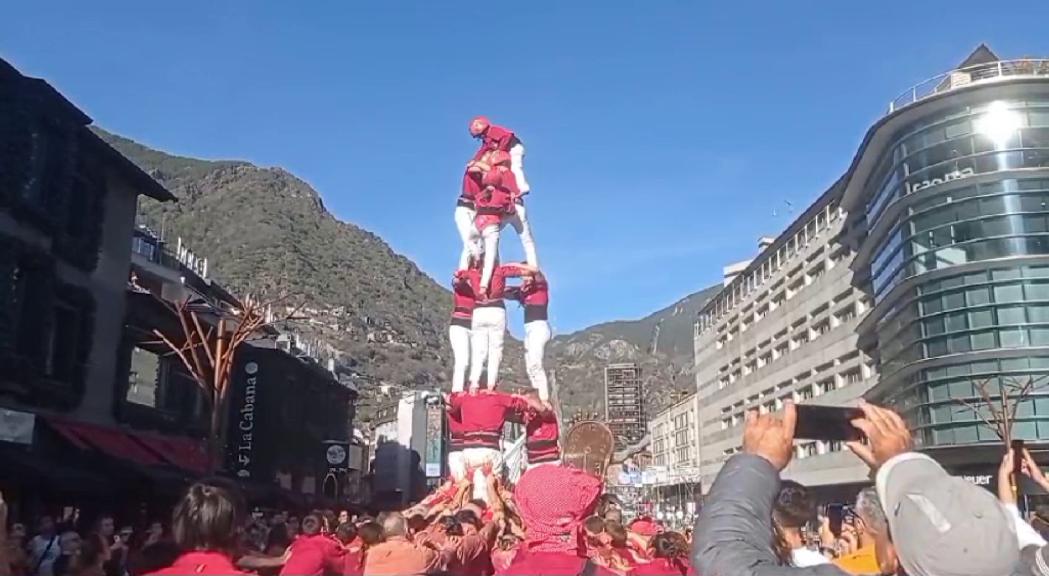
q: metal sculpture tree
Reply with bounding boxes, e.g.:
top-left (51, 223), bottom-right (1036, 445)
top-left (953, 374), bottom-right (1049, 445)
top-left (147, 294), bottom-right (302, 473)
top-left (954, 374), bottom-right (1049, 499)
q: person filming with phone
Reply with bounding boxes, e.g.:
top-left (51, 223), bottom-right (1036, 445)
top-left (692, 400), bottom-right (1026, 576)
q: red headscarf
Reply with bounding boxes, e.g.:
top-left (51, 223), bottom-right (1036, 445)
top-left (514, 464), bottom-right (603, 553)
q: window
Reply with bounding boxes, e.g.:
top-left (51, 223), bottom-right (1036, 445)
top-left (127, 346), bottom-right (162, 407)
top-left (44, 300), bottom-right (81, 382)
top-left (797, 386), bottom-right (815, 401)
top-left (791, 332), bottom-right (810, 349)
top-left (796, 442), bottom-right (818, 459)
top-left (759, 352), bottom-right (772, 367)
top-left (817, 378), bottom-right (835, 395)
top-left (813, 320), bottom-right (831, 337)
top-left (844, 369), bottom-right (862, 385)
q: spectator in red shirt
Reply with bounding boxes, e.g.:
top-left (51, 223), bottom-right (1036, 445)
top-left (279, 515), bottom-right (344, 576)
top-left (145, 482), bottom-right (250, 576)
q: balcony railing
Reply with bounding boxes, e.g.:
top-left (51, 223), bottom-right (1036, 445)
top-left (889, 59), bottom-right (1049, 114)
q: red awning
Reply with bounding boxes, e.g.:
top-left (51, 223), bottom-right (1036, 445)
top-left (47, 419), bottom-right (166, 467)
top-left (131, 432), bottom-right (209, 475)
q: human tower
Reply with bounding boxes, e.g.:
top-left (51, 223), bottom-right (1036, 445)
top-left (444, 116), bottom-right (560, 500)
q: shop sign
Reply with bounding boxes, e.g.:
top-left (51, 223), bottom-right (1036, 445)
top-left (906, 167), bottom-right (975, 195)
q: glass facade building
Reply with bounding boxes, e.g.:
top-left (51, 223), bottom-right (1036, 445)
top-left (847, 59), bottom-right (1049, 451)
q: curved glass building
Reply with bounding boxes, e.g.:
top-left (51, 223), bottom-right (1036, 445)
top-left (843, 47), bottom-right (1049, 464)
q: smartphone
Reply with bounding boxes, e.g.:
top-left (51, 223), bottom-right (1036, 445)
top-left (826, 503), bottom-right (844, 536)
top-left (794, 405), bottom-right (864, 441)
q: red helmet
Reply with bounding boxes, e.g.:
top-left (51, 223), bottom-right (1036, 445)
top-left (488, 150), bottom-right (511, 166)
top-left (469, 116), bottom-right (490, 137)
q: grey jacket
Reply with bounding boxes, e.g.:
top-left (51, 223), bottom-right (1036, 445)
top-left (692, 454), bottom-right (848, 576)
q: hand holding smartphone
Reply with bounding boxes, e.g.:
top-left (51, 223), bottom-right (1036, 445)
top-left (794, 405), bottom-right (865, 442)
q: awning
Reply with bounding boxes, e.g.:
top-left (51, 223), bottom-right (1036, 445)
top-left (131, 432), bottom-right (209, 475)
top-left (47, 418), bottom-right (166, 467)
top-left (0, 442), bottom-right (109, 494)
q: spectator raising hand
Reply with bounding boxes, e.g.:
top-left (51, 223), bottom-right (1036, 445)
top-left (845, 401), bottom-right (913, 470)
top-left (743, 403), bottom-right (798, 471)
top-left (1021, 448), bottom-right (1049, 492)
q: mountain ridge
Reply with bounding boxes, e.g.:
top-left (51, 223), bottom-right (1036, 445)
top-left (98, 127), bottom-right (719, 420)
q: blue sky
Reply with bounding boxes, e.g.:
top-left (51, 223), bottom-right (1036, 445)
top-left (4, 2), bottom-right (1049, 334)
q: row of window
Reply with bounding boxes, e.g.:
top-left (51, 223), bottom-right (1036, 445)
top-left (865, 100), bottom-right (1049, 228)
top-left (872, 178), bottom-right (1049, 284)
top-left (714, 259), bottom-right (856, 350)
top-left (698, 202), bottom-right (844, 333)
top-left (875, 357), bottom-right (1049, 447)
top-left (872, 179), bottom-right (1049, 298)
top-left (715, 298), bottom-right (865, 390)
top-left (718, 366), bottom-right (866, 430)
top-left (876, 268), bottom-right (1049, 376)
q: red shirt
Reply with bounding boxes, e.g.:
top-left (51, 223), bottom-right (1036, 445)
top-left (461, 171), bottom-right (483, 202)
top-left (452, 271), bottom-right (476, 323)
top-left (520, 273), bottom-right (549, 307)
top-left (466, 267), bottom-right (509, 306)
top-left (479, 124), bottom-right (517, 154)
top-left (280, 534), bottom-right (344, 576)
top-left (474, 167), bottom-right (518, 226)
top-left (449, 391), bottom-right (525, 449)
top-left (525, 409), bottom-right (560, 464)
top-left (146, 551), bottom-right (249, 576)
top-left (447, 407), bottom-right (466, 450)
top-left (464, 124), bottom-right (517, 202)
top-left (342, 542), bottom-right (364, 576)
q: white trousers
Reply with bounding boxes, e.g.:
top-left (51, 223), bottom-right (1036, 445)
top-left (448, 450), bottom-right (466, 482)
top-left (524, 320), bottom-right (551, 401)
top-left (478, 202), bottom-right (539, 292)
top-left (455, 205), bottom-right (481, 270)
top-left (509, 143), bottom-right (530, 194)
top-left (469, 306), bottom-right (506, 390)
top-left (449, 324), bottom-right (471, 393)
top-left (462, 447), bottom-right (500, 502)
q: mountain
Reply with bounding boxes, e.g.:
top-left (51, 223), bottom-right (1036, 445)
top-left (97, 129), bottom-right (510, 421)
top-left (548, 285), bottom-right (721, 418)
top-left (97, 127), bottom-right (717, 423)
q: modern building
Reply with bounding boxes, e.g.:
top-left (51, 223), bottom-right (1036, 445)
top-left (695, 45), bottom-right (1049, 498)
top-left (840, 46), bottom-right (1049, 479)
top-left (605, 363), bottom-right (647, 449)
top-left (695, 197), bottom-right (877, 498)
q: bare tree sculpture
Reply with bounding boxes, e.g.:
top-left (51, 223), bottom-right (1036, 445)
top-left (146, 293), bottom-right (302, 472)
top-left (954, 373), bottom-right (1049, 499)
top-left (953, 374), bottom-right (1049, 445)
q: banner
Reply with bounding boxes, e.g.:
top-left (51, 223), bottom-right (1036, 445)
top-left (424, 403), bottom-right (444, 478)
